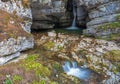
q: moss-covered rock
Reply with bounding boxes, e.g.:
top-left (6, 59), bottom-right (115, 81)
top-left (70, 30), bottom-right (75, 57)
top-left (97, 22), bottom-right (120, 30)
top-left (103, 50), bottom-right (120, 62)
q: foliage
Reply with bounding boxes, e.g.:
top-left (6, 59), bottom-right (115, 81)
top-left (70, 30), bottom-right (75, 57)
top-left (103, 50), bottom-right (120, 74)
top-left (12, 75), bottom-right (22, 83)
top-left (32, 80), bottom-right (45, 84)
top-left (52, 62), bottom-right (61, 72)
top-left (44, 41), bottom-right (55, 49)
top-left (98, 33), bottom-right (120, 41)
top-left (103, 50), bottom-right (120, 62)
top-left (32, 80), bottom-right (58, 84)
top-left (23, 54), bottom-right (50, 77)
top-left (115, 14), bottom-right (120, 21)
top-left (4, 79), bottom-right (12, 84)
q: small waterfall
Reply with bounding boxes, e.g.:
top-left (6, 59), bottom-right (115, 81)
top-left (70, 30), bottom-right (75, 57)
top-left (67, 1), bottom-right (79, 30)
top-left (71, 2), bottom-right (76, 27)
top-left (62, 61), bottom-right (90, 80)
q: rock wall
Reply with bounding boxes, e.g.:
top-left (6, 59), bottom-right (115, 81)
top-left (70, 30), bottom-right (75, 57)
top-left (0, 0), bottom-right (32, 32)
top-left (0, 0), bottom-right (34, 65)
top-left (75, 0), bottom-right (88, 27)
top-left (31, 0), bottom-right (72, 29)
top-left (76, 0), bottom-right (120, 37)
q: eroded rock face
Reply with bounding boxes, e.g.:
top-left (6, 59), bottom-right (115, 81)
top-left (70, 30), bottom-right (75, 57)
top-left (0, 0), bottom-right (34, 64)
top-left (76, 0), bottom-right (120, 37)
top-left (0, 0), bottom-right (32, 32)
top-left (31, 0), bottom-right (72, 29)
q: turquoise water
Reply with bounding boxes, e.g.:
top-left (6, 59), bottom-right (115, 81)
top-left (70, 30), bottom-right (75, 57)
top-left (55, 27), bottom-right (83, 35)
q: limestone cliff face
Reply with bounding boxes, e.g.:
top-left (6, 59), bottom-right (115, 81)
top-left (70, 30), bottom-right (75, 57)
top-left (0, 0), bottom-right (34, 65)
top-left (31, 0), bottom-right (72, 29)
top-left (76, 0), bottom-right (120, 37)
top-left (0, 0), bottom-right (32, 32)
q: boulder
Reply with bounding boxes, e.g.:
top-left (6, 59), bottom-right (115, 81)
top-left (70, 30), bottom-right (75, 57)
top-left (0, 0), bottom-right (32, 32)
top-left (0, 0), bottom-right (34, 64)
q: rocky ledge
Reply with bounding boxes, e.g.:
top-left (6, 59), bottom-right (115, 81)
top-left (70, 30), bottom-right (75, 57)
top-left (0, 0), bottom-right (34, 65)
top-left (75, 0), bottom-right (120, 38)
top-left (35, 30), bottom-right (120, 84)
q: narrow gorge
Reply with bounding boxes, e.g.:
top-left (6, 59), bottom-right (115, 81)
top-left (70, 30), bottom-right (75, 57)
top-left (0, 0), bottom-right (120, 84)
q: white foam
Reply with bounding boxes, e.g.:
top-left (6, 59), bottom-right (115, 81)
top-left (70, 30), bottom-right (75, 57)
top-left (62, 61), bottom-right (90, 80)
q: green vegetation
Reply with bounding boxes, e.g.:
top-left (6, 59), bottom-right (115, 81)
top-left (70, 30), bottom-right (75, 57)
top-left (4, 79), bottom-right (12, 84)
top-left (96, 21), bottom-right (120, 40)
top-left (108, 33), bottom-right (120, 40)
top-left (97, 33), bottom-right (120, 41)
top-left (44, 41), bottom-right (55, 49)
top-left (32, 80), bottom-right (45, 84)
top-left (32, 80), bottom-right (58, 84)
top-left (115, 14), bottom-right (120, 21)
top-left (23, 54), bottom-right (50, 77)
top-left (103, 50), bottom-right (120, 74)
top-left (52, 62), bottom-right (62, 72)
top-left (4, 15), bottom-right (10, 24)
top-left (97, 22), bottom-right (120, 30)
top-left (103, 50), bottom-right (120, 62)
top-left (12, 75), bottom-right (22, 83)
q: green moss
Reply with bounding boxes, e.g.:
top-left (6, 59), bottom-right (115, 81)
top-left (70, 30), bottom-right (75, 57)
top-left (23, 54), bottom-right (50, 77)
top-left (7, 32), bottom-right (17, 39)
top-left (79, 49), bottom-right (88, 56)
top-left (49, 81), bottom-right (58, 84)
top-left (44, 41), bottom-right (55, 49)
top-left (112, 62), bottom-right (120, 74)
top-left (4, 78), bottom-right (12, 84)
top-left (97, 22), bottom-right (120, 30)
top-left (89, 66), bottom-right (106, 77)
top-left (97, 33), bottom-right (120, 41)
top-left (32, 80), bottom-right (58, 84)
top-left (115, 14), bottom-right (120, 21)
top-left (103, 50), bottom-right (120, 62)
top-left (108, 33), bottom-right (120, 40)
top-left (57, 45), bottom-right (64, 51)
top-left (12, 75), bottom-right (22, 83)
top-left (32, 80), bottom-right (45, 84)
top-left (103, 50), bottom-right (120, 73)
top-left (52, 62), bottom-right (61, 72)
top-left (4, 15), bottom-right (10, 24)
